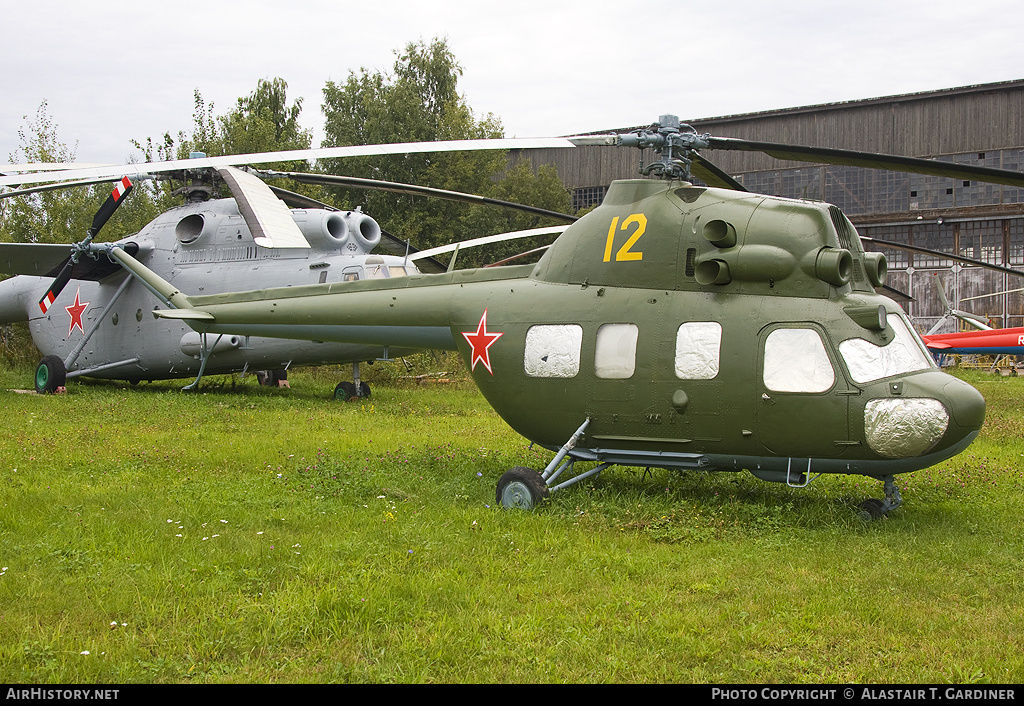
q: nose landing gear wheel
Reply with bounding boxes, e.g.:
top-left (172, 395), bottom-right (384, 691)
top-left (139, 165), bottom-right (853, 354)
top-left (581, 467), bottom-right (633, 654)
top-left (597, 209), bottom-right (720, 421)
top-left (496, 467), bottom-right (549, 510)
top-left (857, 498), bottom-right (886, 520)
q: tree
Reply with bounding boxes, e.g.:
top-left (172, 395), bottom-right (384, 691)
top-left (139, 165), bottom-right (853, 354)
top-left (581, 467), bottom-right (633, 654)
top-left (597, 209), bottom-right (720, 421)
top-left (220, 77), bottom-right (311, 156)
top-left (321, 38), bottom-right (571, 262)
top-left (2, 102), bottom-right (160, 246)
top-left (133, 79), bottom-right (317, 203)
top-left (461, 162), bottom-right (572, 266)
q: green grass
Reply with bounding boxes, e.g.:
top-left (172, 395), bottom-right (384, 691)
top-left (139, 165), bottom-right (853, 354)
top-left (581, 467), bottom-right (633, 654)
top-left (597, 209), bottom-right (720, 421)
top-left (0, 363), bottom-right (1022, 683)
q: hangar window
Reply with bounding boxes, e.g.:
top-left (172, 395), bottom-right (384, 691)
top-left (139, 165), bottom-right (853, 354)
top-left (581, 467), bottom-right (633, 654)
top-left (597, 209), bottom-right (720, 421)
top-left (572, 186), bottom-right (608, 212)
top-left (763, 328), bottom-right (835, 393)
top-left (675, 322), bottom-right (722, 380)
top-left (524, 325), bottom-right (582, 378)
top-left (595, 324), bottom-right (638, 379)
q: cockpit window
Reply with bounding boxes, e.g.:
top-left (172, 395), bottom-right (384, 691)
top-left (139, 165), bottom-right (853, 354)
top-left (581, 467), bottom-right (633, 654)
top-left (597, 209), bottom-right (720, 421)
top-left (839, 313), bottom-right (935, 383)
top-left (763, 328), bottom-right (835, 393)
top-left (365, 265), bottom-right (388, 279)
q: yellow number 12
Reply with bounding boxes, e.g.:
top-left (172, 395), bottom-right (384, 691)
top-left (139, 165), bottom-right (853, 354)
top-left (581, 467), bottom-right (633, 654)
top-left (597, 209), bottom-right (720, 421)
top-left (603, 213), bottom-right (647, 262)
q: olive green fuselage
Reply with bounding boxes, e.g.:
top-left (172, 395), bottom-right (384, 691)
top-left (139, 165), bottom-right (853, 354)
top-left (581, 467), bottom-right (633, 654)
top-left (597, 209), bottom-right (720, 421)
top-left (150, 180), bottom-right (985, 477)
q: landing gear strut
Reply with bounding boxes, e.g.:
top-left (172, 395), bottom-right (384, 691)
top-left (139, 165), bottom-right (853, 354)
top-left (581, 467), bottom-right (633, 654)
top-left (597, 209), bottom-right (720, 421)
top-left (858, 475), bottom-right (903, 520)
top-left (496, 419), bottom-right (603, 510)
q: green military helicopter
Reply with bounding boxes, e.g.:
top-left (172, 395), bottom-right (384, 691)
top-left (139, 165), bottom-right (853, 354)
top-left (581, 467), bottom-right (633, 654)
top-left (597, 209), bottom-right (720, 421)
top-left (11, 116), bottom-right (1024, 518)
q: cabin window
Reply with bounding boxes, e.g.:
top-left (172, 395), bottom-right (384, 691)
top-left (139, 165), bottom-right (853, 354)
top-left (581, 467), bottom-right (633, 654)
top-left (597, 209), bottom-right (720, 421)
top-left (675, 322), bottom-right (722, 380)
top-left (839, 314), bottom-right (934, 383)
top-left (763, 328), bottom-right (835, 393)
top-left (595, 324), bottom-right (638, 379)
top-left (524, 324), bottom-right (582, 378)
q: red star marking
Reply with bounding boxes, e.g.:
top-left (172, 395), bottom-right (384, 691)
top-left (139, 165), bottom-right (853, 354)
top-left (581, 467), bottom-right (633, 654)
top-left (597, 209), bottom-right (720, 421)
top-left (65, 288), bottom-right (89, 336)
top-left (461, 308), bottom-right (503, 374)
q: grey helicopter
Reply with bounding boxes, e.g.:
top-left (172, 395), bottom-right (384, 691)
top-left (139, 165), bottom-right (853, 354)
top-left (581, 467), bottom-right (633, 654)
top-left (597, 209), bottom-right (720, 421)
top-left (0, 145), bottom-right (571, 398)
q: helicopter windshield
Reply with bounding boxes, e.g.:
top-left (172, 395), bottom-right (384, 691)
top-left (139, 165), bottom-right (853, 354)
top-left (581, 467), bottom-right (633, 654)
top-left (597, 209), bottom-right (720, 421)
top-left (839, 314), bottom-right (936, 384)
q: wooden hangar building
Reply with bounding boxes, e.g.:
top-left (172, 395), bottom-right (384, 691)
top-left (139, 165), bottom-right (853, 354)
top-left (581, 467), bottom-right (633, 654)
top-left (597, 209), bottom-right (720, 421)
top-left (518, 79), bottom-right (1024, 335)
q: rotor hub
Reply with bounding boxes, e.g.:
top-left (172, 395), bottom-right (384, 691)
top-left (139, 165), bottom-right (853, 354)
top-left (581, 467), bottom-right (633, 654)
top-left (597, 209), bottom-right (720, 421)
top-left (617, 115), bottom-right (711, 181)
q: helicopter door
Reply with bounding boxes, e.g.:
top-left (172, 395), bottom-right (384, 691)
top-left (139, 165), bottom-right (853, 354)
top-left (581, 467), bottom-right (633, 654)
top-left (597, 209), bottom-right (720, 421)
top-left (756, 325), bottom-right (854, 458)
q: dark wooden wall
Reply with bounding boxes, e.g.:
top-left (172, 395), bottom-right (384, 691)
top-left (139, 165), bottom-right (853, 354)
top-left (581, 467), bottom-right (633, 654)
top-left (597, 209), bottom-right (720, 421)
top-left (517, 79), bottom-right (1024, 187)
top-left (514, 80), bottom-right (1024, 336)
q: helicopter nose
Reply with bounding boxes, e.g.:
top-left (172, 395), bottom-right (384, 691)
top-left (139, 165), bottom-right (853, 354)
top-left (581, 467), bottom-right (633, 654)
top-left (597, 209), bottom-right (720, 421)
top-left (863, 374), bottom-right (985, 459)
top-left (943, 376), bottom-right (986, 431)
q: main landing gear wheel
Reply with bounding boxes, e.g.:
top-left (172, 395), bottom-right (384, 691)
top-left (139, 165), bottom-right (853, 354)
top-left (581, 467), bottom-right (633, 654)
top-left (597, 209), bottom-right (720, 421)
top-left (34, 355), bottom-right (67, 394)
top-left (333, 381), bottom-right (370, 401)
top-left (496, 467), bottom-right (549, 510)
top-left (258, 369), bottom-right (289, 387)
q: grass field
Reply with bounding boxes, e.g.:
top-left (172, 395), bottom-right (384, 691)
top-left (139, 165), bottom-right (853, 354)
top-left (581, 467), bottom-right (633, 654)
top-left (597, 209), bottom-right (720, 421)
top-left (0, 359), bottom-right (1022, 684)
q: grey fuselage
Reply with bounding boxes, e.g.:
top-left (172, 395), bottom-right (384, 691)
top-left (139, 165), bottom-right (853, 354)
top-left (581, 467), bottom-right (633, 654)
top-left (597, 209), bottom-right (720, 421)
top-left (0, 197), bottom-right (419, 382)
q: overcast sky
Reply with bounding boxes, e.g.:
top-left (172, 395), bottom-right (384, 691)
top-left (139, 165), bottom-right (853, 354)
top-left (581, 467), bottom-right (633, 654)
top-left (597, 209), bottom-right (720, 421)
top-left (3, 0), bottom-right (1024, 166)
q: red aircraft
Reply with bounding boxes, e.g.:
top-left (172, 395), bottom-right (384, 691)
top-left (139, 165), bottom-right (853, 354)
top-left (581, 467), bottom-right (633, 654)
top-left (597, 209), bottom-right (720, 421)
top-left (918, 279), bottom-right (1023, 357)
top-left (921, 327), bottom-right (1024, 356)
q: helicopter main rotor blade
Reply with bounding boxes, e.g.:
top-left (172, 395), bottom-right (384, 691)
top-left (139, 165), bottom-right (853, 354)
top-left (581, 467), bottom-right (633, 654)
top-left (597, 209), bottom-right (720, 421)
top-left (0, 175), bottom-right (137, 200)
top-left (961, 287), bottom-right (1024, 301)
top-left (409, 226), bottom-right (567, 261)
top-left (0, 137), bottom-right (579, 189)
top-left (703, 137), bottom-right (1024, 188)
top-left (861, 236), bottom-right (1024, 278)
top-left (689, 155), bottom-right (748, 191)
top-left (215, 167), bottom-right (310, 249)
top-left (0, 162), bottom-right (117, 174)
top-left (483, 244), bottom-right (553, 268)
top-left (261, 171), bottom-right (579, 223)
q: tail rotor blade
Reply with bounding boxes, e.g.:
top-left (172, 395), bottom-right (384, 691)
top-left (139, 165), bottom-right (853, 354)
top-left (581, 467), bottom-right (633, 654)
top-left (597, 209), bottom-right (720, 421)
top-left (38, 260), bottom-right (74, 313)
top-left (38, 176), bottom-right (133, 313)
top-left (88, 176), bottom-right (133, 238)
